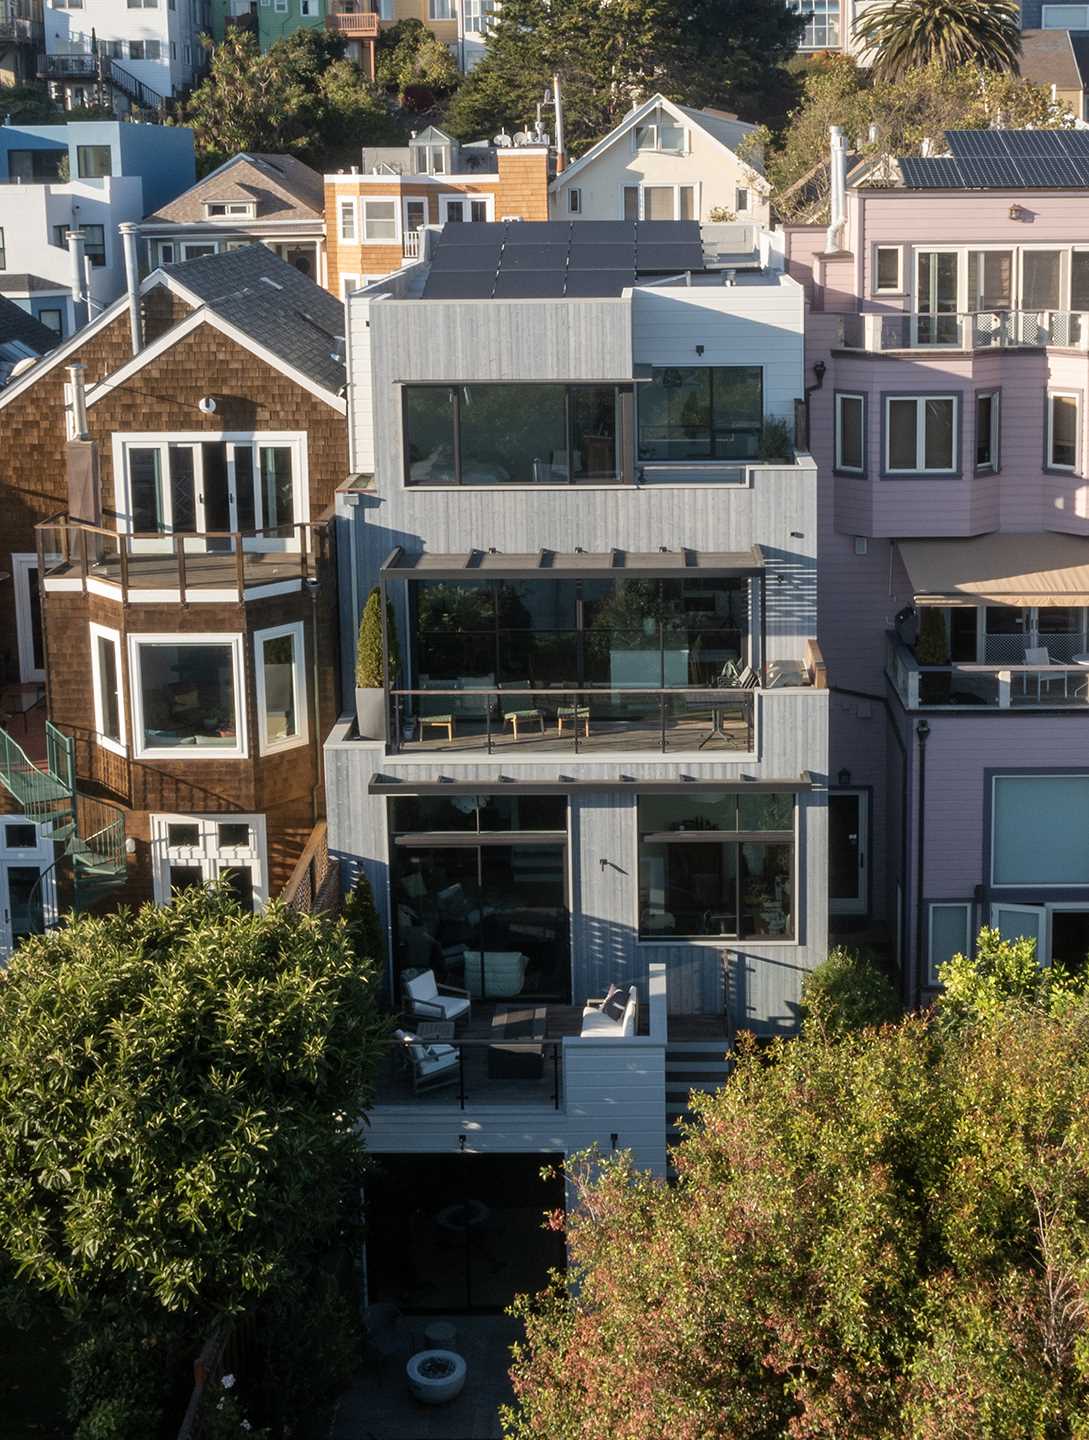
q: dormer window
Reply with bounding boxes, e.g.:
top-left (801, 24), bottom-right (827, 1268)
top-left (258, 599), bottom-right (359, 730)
top-left (635, 121), bottom-right (686, 154)
top-left (204, 201), bottom-right (257, 219)
top-left (412, 145), bottom-right (449, 175)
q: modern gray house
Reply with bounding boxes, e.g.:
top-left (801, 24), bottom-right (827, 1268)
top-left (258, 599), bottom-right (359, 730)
top-left (326, 220), bottom-right (829, 1306)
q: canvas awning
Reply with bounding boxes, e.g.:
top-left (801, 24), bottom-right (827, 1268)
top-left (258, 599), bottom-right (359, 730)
top-left (898, 534), bottom-right (1089, 608)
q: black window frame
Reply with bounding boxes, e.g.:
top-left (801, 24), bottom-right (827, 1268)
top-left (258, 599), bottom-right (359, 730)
top-left (636, 365), bottom-right (764, 464)
top-left (76, 144), bottom-right (113, 179)
top-left (402, 381), bottom-right (633, 486)
top-left (637, 791), bottom-right (796, 942)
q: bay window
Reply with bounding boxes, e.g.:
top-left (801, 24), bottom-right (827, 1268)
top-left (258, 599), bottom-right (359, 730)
top-left (637, 366), bottom-right (763, 462)
top-left (638, 792), bottom-right (795, 940)
top-left (89, 622), bottom-right (125, 755)
top-left (884, 395), bottom-right (958, 475)
top-left (129, 634), bottom-right (246, 758)
top-left (254, 621), bottom-right (307, 753)
top-left (975, 390), bottom-right (1000, 472)
top-left (404, 383), bottom-right (624, 484)
top-left (835, 392), bottom-right (865, 473)
top-left (1048, 392), bottom-right (1079, 470)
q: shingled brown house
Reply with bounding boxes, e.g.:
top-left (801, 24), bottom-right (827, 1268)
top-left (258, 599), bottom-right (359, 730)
top-left (0, 245), bottom-right (347, 946)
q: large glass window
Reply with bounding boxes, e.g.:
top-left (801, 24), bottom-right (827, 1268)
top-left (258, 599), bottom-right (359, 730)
top-left (76, 144), bottom-right (112, 179)
top-left (885, 395), bottom-right (957, 474)
top-left (967, 251), bottom-right (1012, 311)
top-left (130, 637), bottom-right (244, 758)
top-left (121, 436), bottom-right (303, 541)
top-left (254, 622), bottom-right (306, 753)
top-left (410, 575), bottom-right (749, 690)
top-left (1022, 250), bottom-right (1064, 311)
top-left (53, 222), bottom-right (105, 266)
top-left (403, 384), bottom-right (623, 485)
top-left (790, 0), bottom-right (839, 47)
top-left (362, 199), bottom-right (397, 241)
top-left (637, 367), bottom-right (762, 462)
top-left (390, 794), bottom-right (570, 1001)
top-left (638, 792), bottom-right (795, 940)
top-left (992, 776), bottom-right (1089, 886)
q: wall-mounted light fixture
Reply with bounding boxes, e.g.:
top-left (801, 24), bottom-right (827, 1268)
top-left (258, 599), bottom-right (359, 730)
top-left (695, 343), bottom-right (705, 356)
top-left (1009, 203), bottom-right (1027, 222)
top-left (198, 396), bottom-right (217, 414)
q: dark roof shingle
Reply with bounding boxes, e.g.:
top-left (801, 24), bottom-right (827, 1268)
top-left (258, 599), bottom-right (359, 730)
top-left (162, 243), bottom-right (345, 396)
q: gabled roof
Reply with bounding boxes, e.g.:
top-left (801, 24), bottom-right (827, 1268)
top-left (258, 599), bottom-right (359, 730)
top-left (143, 153), bottom-right (325, 224)
top-left (551, 93), bottom-right (766, 193)
top-left (0, 297), bottom-right (57, 354)
top-left (159, 243), bottom-right (345, 398)
top-left (1019, 28), bottom-right (1089, 93)
top-left (0, 273), bottom-right (69, 294)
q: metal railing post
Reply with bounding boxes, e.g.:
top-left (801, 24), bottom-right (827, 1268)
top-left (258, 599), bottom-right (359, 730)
top-left (234, 533), bottom-right (245, 601)
top-left (552, 1043), bottom-right (560, 1110)
top-left (458, 1049), bottom-right (466, 1110)
top-left (175, 533), bottom-right (187, 601)
top-left (659, 691), bottom-right (666, 752)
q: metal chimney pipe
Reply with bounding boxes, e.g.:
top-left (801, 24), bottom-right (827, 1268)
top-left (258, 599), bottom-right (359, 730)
top-left (825, 125), bottom-right (847, 253)
top-left (119, 221), bottom-right (142, 354)
top-left (67, 228), bottom-right (85, 306)
top-left (67, 362), bottom-right (89, 438)
top-left (552, 71), bottom-right (566, 171)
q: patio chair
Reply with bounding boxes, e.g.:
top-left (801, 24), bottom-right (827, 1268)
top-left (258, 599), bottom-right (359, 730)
top-left (1023, 646), bottom-right (1068, 701)
top-left (401, 967), bottom-right (471, 1025)
top-left (394, 1028), bottom-right (461, 1093)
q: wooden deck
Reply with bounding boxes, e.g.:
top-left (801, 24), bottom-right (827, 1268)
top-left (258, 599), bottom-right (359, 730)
top-left (388, 715), bottom-right (753, 756)
top-left (43, 549), bottom-right (311, 594)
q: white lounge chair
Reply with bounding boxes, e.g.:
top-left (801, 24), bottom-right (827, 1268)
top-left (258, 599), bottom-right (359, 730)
top-left (401, 968), bottom-right (471, 1025)
top-left (580, 985), bottom-right (638, 1038)
top-left (394, 1028), bottom-right (461, 1093)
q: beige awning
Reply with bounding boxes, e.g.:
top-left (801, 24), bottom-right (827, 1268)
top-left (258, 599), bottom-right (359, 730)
top-left (898, 534), bottom-right (1089, 608)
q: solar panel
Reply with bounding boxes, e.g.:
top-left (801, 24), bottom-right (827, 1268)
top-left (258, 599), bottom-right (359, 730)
top-left (573, 221), bottom-right (638, 243)
top-left (634, 220), bottom-right (701, 244)
top-left (491, 271), bottom-right (567, 298)
top-left (1000, 130), bottom-right (1069, 157)
top-left (945, 130), bottom-right (1009, 158)
top-left (428, 244), bottom-right (503, 272)
top-left (501, 244), bottom-right (569, 271)
top-left (421, 272), bottom-right (495, 299)
top-left (636, 242), bottom-right (704, 271)
top-left (563, 270), bottom-right (635, 296)
top-left (438, 221), bottom-right (507, 246)
top-left (900, 156), bottom-right (964, 188)
top-left (954, 158), bottom-right (1027, 188)
top-left (502, 221), bottom-right (571, 243)
top-left (1029, 156), bottom-right (1086, 186)
top-left (569, 242), bottom-right (636, 269)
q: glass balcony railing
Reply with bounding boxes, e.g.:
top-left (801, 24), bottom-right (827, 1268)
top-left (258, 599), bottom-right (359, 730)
top-left (386, 685), bottom-right (758, 755)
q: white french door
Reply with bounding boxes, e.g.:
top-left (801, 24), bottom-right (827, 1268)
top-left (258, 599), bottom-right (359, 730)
top-left (150, 813), bottom-right (268, 911)
top-left (0, 819), bottom-right (56, 960)
top-left (118, 435), bottom-right (308, 555)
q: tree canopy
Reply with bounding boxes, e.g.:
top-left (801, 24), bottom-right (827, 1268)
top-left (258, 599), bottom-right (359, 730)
top-left (504, 936), bottom-right (1089, 1438)
top-left (0, 884), bottom-right (386, 1321)
top-left (441, 0), bottom-right (805, 152)
top-left (375, 17), bottom-right (460, 109)
top-left (855, 0), bottom-right (1022, 78)
top-left (181, 29), bottom-right (404, 172)
top-left (767, 56), bottom-right (1071, 222)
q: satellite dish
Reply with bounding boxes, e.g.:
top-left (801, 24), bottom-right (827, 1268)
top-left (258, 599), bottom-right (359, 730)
top-left (492, 130), bottom-right (512, 147)
top-left (512, 131), bottom-right (530, 146)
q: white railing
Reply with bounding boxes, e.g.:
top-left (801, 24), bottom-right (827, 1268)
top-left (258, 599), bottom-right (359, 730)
top-left (886, 632), bottom-right (1089, 709)
top-left (840, 310), bottom-right (1089, 353)
top-left (402, 228), bottom-right (421, 259)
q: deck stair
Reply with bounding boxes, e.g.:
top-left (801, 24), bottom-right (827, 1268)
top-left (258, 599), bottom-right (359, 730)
top-left (665, 1039), bottom-right (734, 1158)
top-left (0, 722), bottom-right (126, 923)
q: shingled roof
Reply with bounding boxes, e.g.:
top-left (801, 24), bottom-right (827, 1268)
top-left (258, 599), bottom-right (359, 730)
top-left (163, 242), bottom-right (345, 396)
top-left (0, 296), bottom-right (59, 354)
top-left (144, 153), bottom-right (325, 225)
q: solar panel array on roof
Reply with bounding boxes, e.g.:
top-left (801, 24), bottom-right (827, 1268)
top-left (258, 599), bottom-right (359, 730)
top-left (900, 129), bottom-right (1089, 189)
top-left (420, 219), bottom-right (704, 299)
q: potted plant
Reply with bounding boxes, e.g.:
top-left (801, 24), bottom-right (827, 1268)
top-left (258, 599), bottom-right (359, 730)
top-left (915, 606), bottom-right (950, 704)
top-left (355, 587), bottom-right (399, 740)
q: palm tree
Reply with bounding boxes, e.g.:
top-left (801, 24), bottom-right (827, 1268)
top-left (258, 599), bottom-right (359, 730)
top-left (854, 0), bottom-right (1021, 78)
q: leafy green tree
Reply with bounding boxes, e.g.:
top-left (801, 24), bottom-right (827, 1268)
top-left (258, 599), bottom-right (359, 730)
top-left (343, 868), bottom-right (384, 970)
top-left (0, 884), bottom-right (385, 1320)
top-left (936, 925), bottom-right (1088, 1029)
top-left (855, 0), bottom-right (1021, 79)
top-left (442, 0), bottom-right (805, 152)
top-left (504, 1001), bottom-right (1089, 1438)
top-left (768, 57), bottom-right (1070, 222)
top-left (376, 17), bottom-right (460, 101)
top-left (182, 29), bottom-right (402, 172)
top-left (801, 946), bottom-right (901, 1035)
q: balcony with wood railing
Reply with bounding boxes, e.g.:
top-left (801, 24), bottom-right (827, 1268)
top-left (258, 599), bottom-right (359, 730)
top-left (324, 7), bottom-right (379, 35)
top-left (35, 515), bottom-right (333, 605)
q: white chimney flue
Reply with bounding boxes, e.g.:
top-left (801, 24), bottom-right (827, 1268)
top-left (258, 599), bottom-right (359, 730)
top-left (119, 222), bottom-right (142, 355)
top-left (825, 125), bottom-right (848, 254)
top-left (66, 228), bottom-right (86, 319)
top-left (67, 362), bottom-right (88, 439)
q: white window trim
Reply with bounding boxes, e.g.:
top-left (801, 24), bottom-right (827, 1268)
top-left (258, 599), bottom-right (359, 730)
top-left (632, 120), bottom-right (688, 155)
top-left (111, 432), bottom-right (310, 546)
top-left (975, 388), bottom-right (1000, 472)
top-left (1047, 390), bottom-right (1080, 471)
top-left (874, 244), bottom-right (903, 295)
top-left (884, 394), bottom-right (958, 475)
top-left (149, 812), bottom-right (268, 909)
top-left (735, 186), bottom-right (749, 214)
top-left (567, 187), bottom-right (581, 214)
top-left (338, 197), bottom-right (357, 243)
top-left (927, 901), bottom-right (971, 986)
top-left (89, 621), bottom-right (126, 757)
top-left (360, 195), bottom-right (402, 244)
top-left (428, 0), bottom-right (453, 17)
top-left (402, 195), bottom-right (428, 235)
top-left (618, 181), bottom-right (700, 222)
top-left (180, 240), bottom-right (220, 260)
top-left (835, 392), bottom-right (865, 473)
top-left (128, 632), bottom-right (248, 761)
top-left (11, 553), bottom-right (44, 683)
top-left (437, 193), bottom-right (495, 225)
top-left (340, 273), bottom-right (361, 299)
top-left (253, 620), bottom-right (308, 755)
